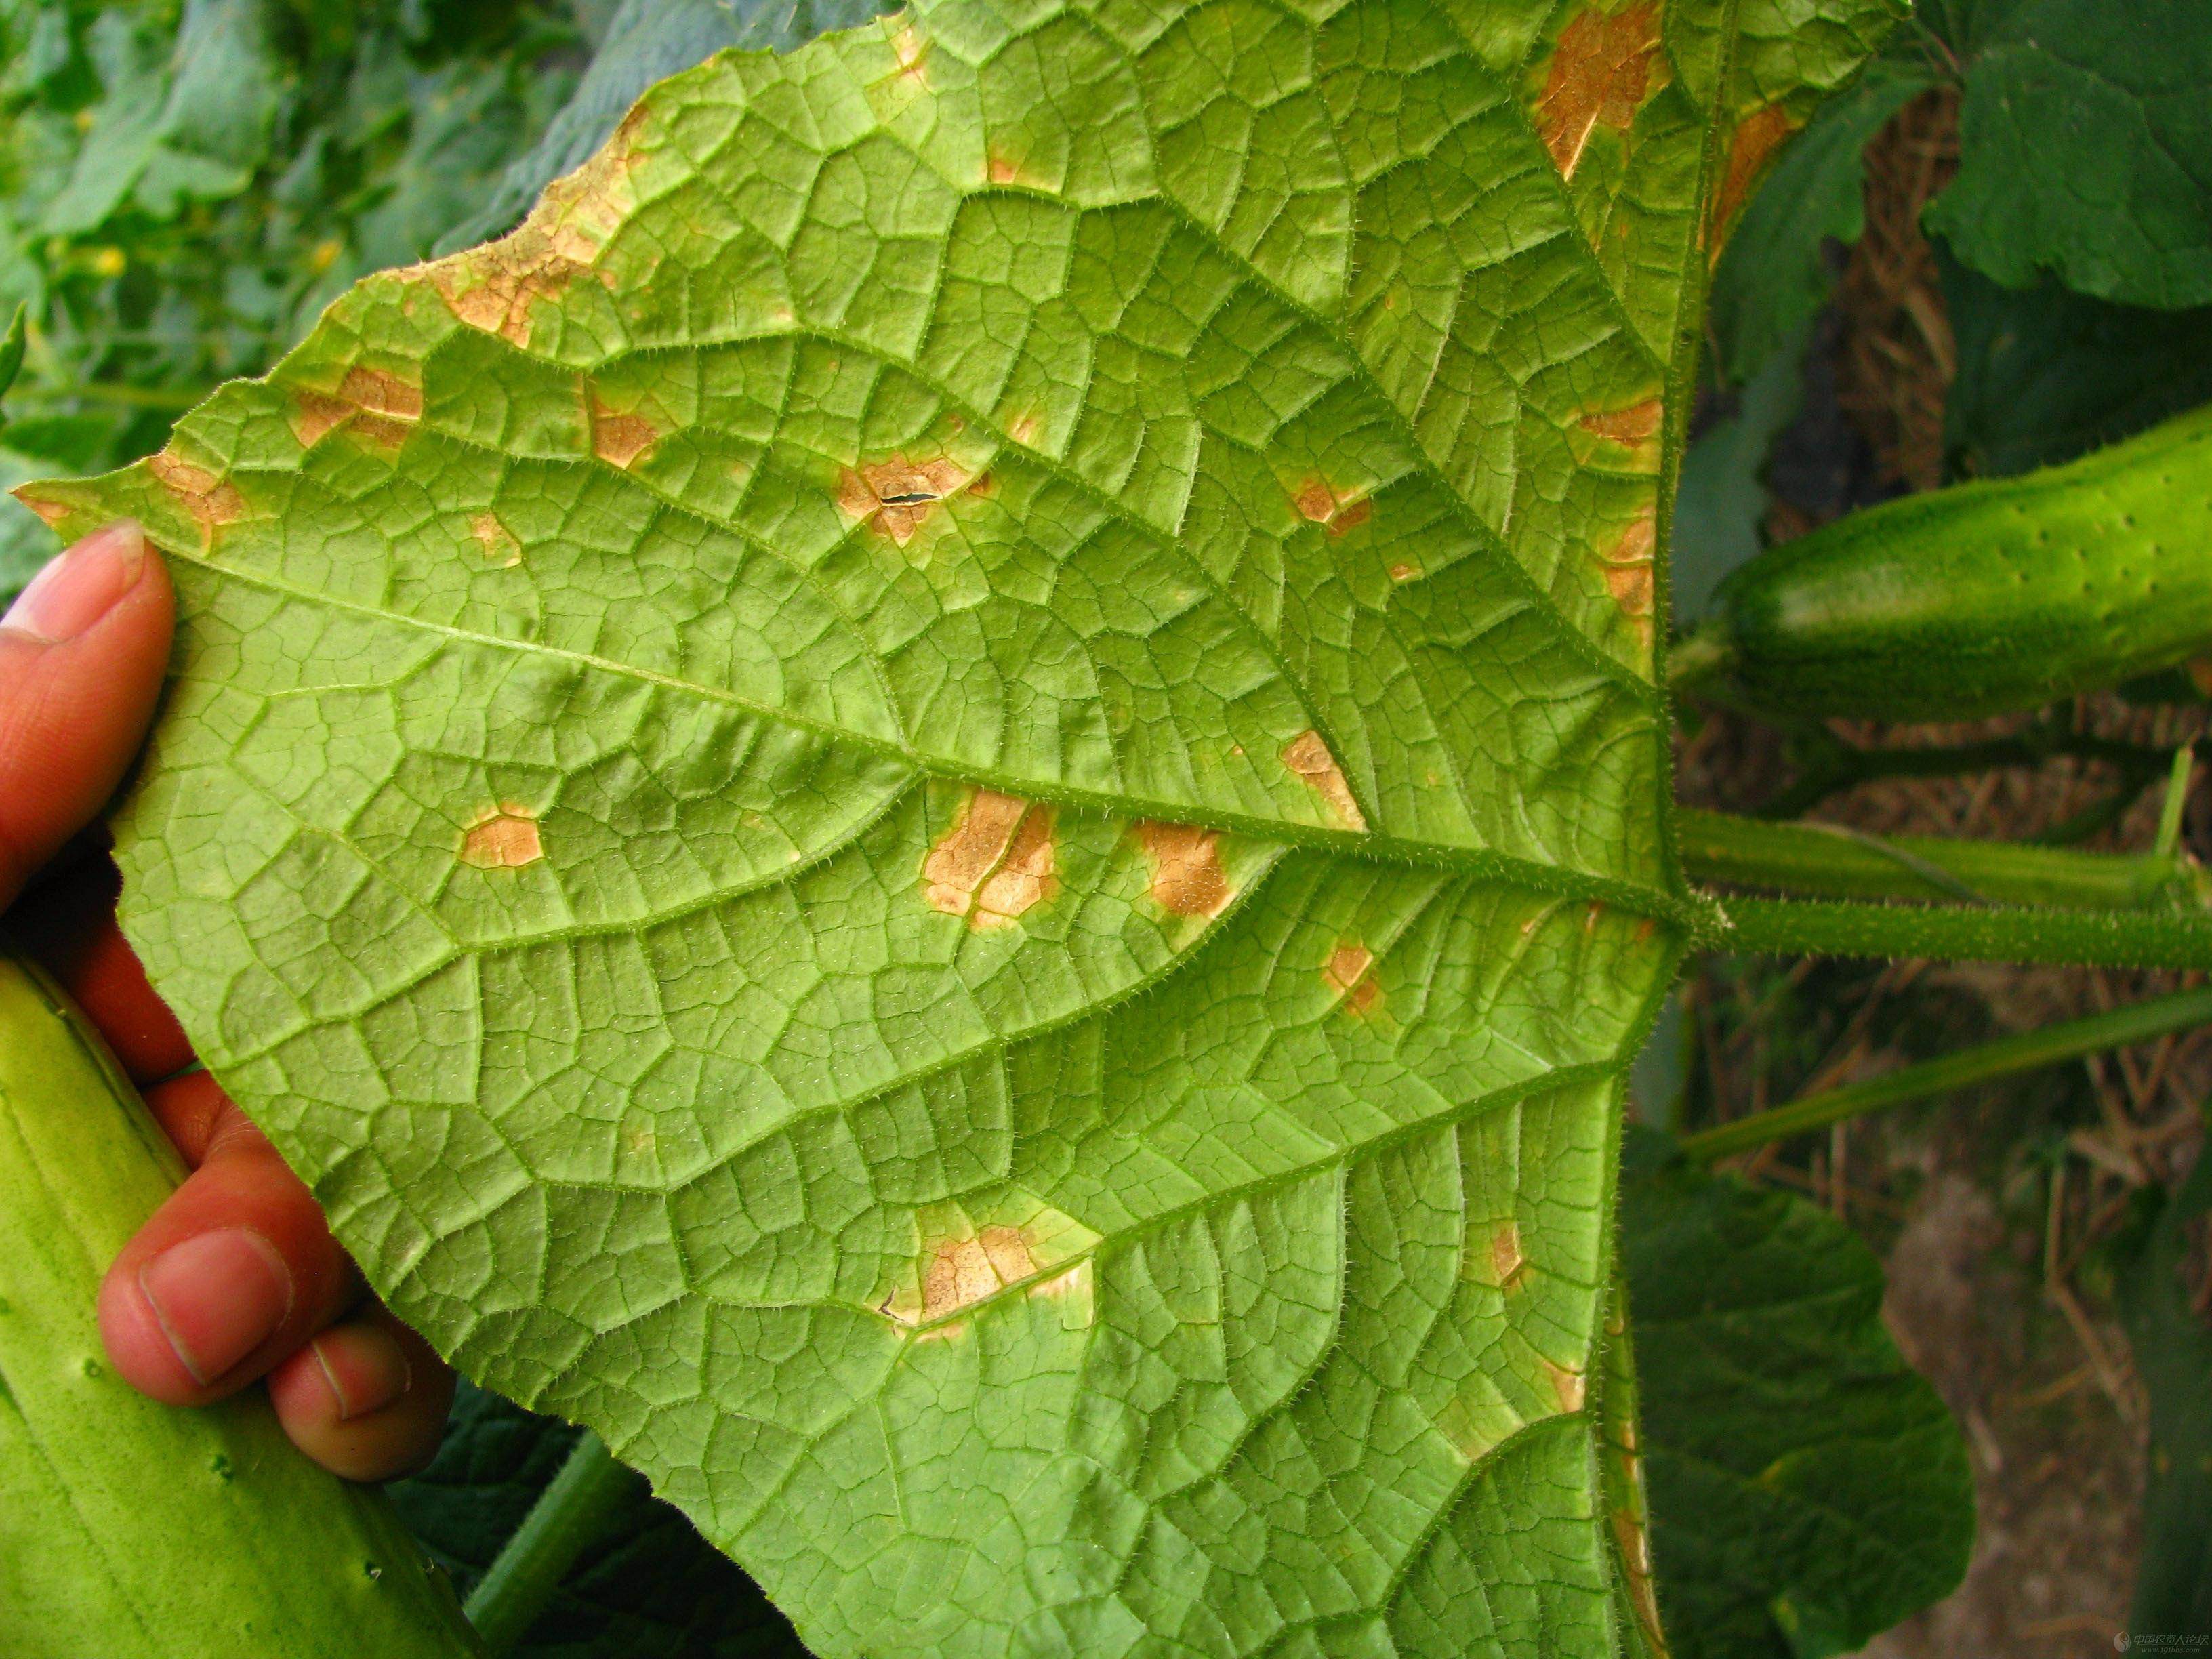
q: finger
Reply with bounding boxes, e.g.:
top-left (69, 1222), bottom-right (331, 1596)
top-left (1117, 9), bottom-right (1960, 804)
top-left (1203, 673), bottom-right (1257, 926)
top-left (266, 1307), bottom-right (455, 1482)
top-left (12, 855), bottom-right (193, 1084)
top-left (138, 1069), bottom-right (231, 1166)
top-left (0, 520), bottom-right (173, 911)
top-left (98, 1089), bottom-right (360, 1405)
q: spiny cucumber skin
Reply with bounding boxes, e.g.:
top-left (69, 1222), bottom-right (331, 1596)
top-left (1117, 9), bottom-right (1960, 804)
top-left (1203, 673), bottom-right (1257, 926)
top-left (1708, 403), bottom-right (2212, 722)
top-left (0, 952), bottom-right (483, 1659)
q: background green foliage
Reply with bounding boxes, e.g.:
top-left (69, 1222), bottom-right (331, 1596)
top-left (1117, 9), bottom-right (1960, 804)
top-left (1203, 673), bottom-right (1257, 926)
top-left (1622, 1133), bottom-right (1975, 1659)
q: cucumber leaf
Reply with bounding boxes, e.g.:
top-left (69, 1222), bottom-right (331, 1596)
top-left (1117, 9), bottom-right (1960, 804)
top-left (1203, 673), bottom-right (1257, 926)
top-left (1622, 1134), bottom-right (1975, 1659)
top-left (25, 3), bottom-right (1899, 1651)
top-left (1925, 0), bottom-right (2212, 310)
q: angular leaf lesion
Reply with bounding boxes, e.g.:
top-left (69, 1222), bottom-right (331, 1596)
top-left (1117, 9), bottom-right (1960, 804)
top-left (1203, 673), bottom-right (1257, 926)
top-left (1534, 1), bottom-right (1668, 182)
top-left (1281, 729), bottom-right (1368, 834)
top-left (922, 787), bottom-right (1059, 930)
top-left (459, 801), bottom-right (545, 870)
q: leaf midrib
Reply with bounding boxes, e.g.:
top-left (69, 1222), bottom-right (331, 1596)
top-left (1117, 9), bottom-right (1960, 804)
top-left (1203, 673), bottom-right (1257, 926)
top-left (168, 556), bottom-right (1696, 921)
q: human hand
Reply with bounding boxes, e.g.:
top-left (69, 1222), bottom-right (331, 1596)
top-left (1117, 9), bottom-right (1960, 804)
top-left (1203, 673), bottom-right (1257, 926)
top-left (1, 519), bottom-right (453, 1480)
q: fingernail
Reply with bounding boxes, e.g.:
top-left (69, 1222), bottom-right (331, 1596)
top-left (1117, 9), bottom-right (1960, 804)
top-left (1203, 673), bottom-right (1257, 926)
top-left (138, 1227), bottom-right (293, 1386)
top-left (1, 520), bottom-right (145, 643)
top-left (312, 1326), bottom-right (413, 1421)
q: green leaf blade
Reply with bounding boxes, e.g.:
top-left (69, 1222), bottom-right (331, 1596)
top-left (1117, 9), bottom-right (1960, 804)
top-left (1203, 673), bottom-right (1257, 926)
top-left (24, 3), bottom-right (1899, 1652)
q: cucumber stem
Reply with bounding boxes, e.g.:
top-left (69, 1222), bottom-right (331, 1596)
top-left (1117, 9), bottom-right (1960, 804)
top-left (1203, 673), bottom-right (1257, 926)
top-left (1680, 983), bottom-right (2212, 1160)
top-left (1718, 895), bottom-right (2212, 970)
top-left (464, 1431), bottom-right (639, 1656)
top-left (1678, 808), bottom-right (2209, 912)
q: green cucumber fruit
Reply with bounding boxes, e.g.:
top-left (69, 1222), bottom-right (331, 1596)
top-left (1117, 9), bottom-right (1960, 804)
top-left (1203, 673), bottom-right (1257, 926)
top-left (1679, 401), bottom-right (2212, 721)
top-left (0, 948), bottom-right (483, 1659)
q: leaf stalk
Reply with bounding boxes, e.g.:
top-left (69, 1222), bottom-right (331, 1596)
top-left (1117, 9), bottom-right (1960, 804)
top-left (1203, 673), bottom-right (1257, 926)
top-left (1680, 983), bottom-right (2212, 1160)
top-left (1677, 807), bottom-right (2210, 912)
top-left (464, 1431), bottom-right (638, 1656)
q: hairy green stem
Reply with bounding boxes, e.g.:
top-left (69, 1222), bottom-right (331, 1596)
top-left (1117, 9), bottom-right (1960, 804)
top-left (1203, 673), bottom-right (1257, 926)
top-left (1677, 808), bottom-right (2209, 910)
top-left (464, 1431), bottom-right (638, 1656)
top-left (1681, 983), bottom-right (2212, 1160)
top-left (1719, 895), bottom-right (2212, 970)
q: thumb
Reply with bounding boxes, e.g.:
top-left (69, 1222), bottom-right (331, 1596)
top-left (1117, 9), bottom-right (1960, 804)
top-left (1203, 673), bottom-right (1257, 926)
top-left (0, 520), bottom-right (173, 910)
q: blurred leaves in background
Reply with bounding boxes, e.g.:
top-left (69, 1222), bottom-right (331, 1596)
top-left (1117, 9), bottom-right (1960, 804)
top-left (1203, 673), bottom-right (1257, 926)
top-left (0, 0), bottom-right (588, 596)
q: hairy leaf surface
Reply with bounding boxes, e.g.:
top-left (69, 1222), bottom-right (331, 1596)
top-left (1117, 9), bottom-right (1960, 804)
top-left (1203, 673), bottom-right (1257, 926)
top-left (26, 3), bottom-right (1896, 1651)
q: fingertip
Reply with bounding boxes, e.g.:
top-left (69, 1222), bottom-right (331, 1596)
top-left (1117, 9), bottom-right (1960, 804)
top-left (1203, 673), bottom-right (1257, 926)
top-left (0, 521), bottom-right (175, 907)
top-left (99, 1106), bottom-right (357, 1405)
top-left (98, 1224), bottom-right (295, 1405)
top-left (269, 1313), bottom-right (454, 1482)
top-left (97, 1254), bottom-right (207, 1406)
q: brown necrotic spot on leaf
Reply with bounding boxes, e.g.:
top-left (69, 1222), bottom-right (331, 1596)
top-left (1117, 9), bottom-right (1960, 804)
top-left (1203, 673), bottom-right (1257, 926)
top-left (1712, 103), bottom-right (1797, 246)
top-left (1134, 821), bottom-right (1232, 918)
top-left (13, 488), bottom-right (68, 528)
top-left (837, 455), bottom-right (977, 548)
top-left (411, 125), bottom-right (638, 350)
top-left (1544, 1358), bottom-right (1588, 1414)
top-left (1536, 1), bottom-right (1664, 180)
top-left (922, 788), bottom-right (1057, 930)
top-left (1490, 1221), bottom-right (1527, 1290)
top-left (588, 388), bottom-right (660, 469)
top-left (291, 367), bottom-right (422, 451)
top-left (148, 451), bottom-right (246, 543)
top-left (1389, 561), bottom-right (1422, 583)
top-left (1291, 478), bottom-right (1373, 538)
top-left (890, 22), bottom-right (931, 89)
top-left (1282, 729), bottom-right (1368, 832)
top-left (1614, 1510), bottom-right (1664, 1652)
top-left (413, 102), bottom-right (641, 342)
top-left (459, 802), bottom-right (544, 870)
top-left (1579, 396), bottom-right (1663, 455)
top-left (470, 512), bottom-right (523, 568)
top-left (421, 239), bottom-right (592, 348)
top-left (1600, 508), bottom-right (1657, 647)
top-left (1324, 943), bottom-right (1380, 1016)
top-left (291, 392), bottom-right (352, 449)
top-left (912, 1225), bottom-right (1035, 1324)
